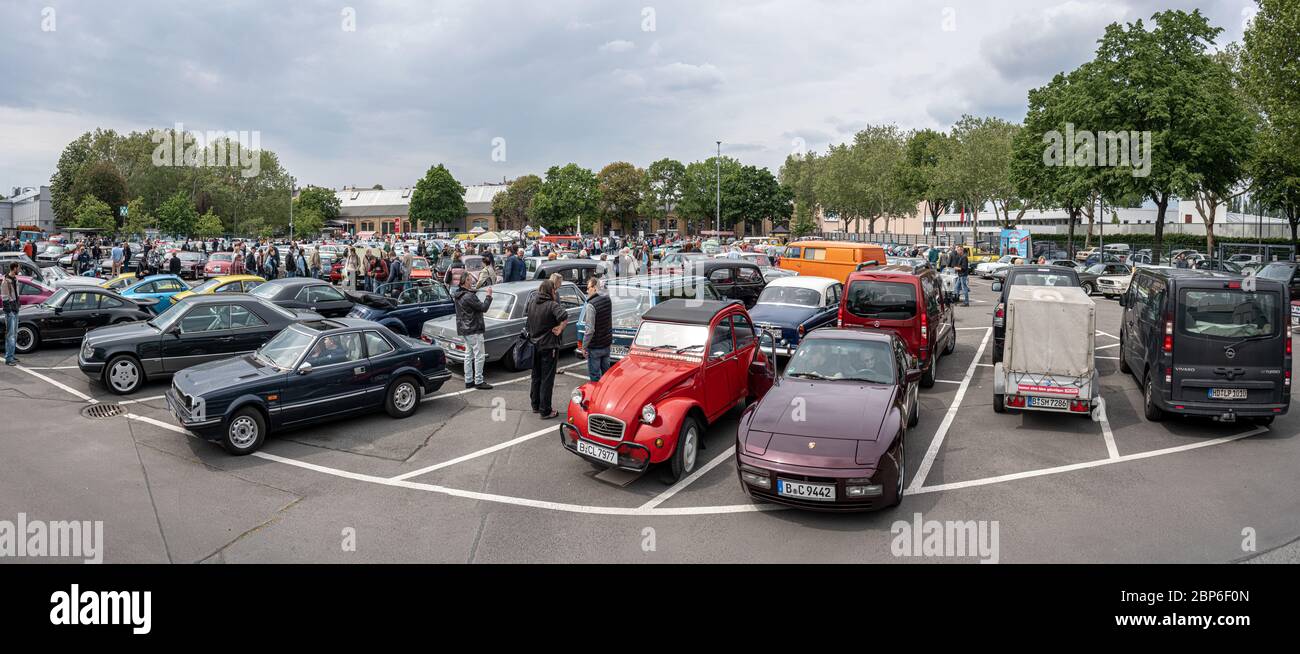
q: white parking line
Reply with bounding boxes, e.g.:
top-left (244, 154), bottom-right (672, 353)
top-left (1096, 343), bottom-right (1120, 351)
top-left (429, 361), bottom-right (585, 400)
top-left (15, 366), bottom-right (96, 402)
top-left (1098, 399), bottom-right (1119, 459)
top-left (934, 379), bottom-right (963, 385)
top-left (389, 425), bottom-right (556, 481)
top-left (24, 365), bottom-right (80, 370)
top-left (562, 371), bottom-right (589, 380)
top-left (118, 395), bottom-right (165, 405)
top-left (638, 445), bottom-right (736, 511)
top-left (1096, 331), bottom-right (1120, 340)
top-left (910, 426), bottom-right (1267, 495)
top-left (908, 327), bottom-right (992, 493)
top-left (1096, 356), bottom-right (1120, 361)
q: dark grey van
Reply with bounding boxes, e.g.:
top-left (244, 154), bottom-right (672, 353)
top-left (1119, 268), bottom-right (1290, 424)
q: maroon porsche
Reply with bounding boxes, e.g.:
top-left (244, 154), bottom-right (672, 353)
top-left (735, 328), bottom-right (922, 511)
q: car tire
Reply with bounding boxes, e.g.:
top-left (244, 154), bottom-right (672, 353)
top-left (385, 376), bottom-right (421, 419)
top-left (500, 345), bottom-right (521, 372)
top-left (103, 355), bottom-right (145, 395)
top-left (920, 362), bottom-right (935, 389)
top-left (1082, 282), bottom-right (1095, 295)
top-left (1143, 375), bottom-right (1165, 422)
top-left (1118, 335), bottom-right (1131, 374)
top-left (907, 393), bottom-right (919, 428)
top-left (943, 330), bottom-right (956, 355)
top-left (221, 407), bottom-right (266, 455)
top-left (993, 393), bottom-right (1006, 413)
top-left (888, 438), bottom-right (904, 508)
top-left (669, 416), bottom-right (702, 483)
top-left (14, 324), bottom-right (38, 354)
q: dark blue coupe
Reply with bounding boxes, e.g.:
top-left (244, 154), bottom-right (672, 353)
top-left (166, 318), bottom-right (452, 454)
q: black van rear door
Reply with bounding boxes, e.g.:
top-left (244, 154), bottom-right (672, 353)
top-left (1172, 283), bottom-right (1285, 404)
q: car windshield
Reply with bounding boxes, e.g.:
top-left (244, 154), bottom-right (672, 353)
top-left (147, 300), bottom-right (187, 331)
top-left (256, 326), bottom-right (316, 368)
top-left (633, 321), bottom-right (710, 353)
top-left (249, 283), bottom-right (280, 299)
top-left (845, 280), bottom-right (916, 320)
top-left (1085, 264), bottom-right (1108, 274)
top-left (43, 266), bottom-right (69, 280)
top-left (1258, 263), bottom-right (1294, 282)
top-left (1180, 290), bottom-right (1277, 339)
top-left (480, 291), bottom-right (515, 320)
top-left (189, 278), bottom-right (223, 294)
top-left (210, 253), bottom-right (233, 262)
top-left (607, 287), bottom-right (655, 318)
top-left (785, 338), bottom-right (895, 384)
top-left (758, 286), bottom-right (822, 307)
top-left (41, 288), bottom-right (69, 308)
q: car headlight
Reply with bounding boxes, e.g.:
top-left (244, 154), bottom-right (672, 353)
top-left (572, 387), bottom-right (585, 406)
top-left (81, 341), bottom-right (94, 360)
top-left (641, 403), bottom-right (656, 424)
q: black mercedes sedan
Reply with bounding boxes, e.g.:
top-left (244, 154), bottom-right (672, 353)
top-left (78, 295), bottom-right (320, 395)
top-left (248, 277), bottom-right (355, 318)
top-left (5, 287), bottom-right (157, 355)
top-left (166, 318), bottom-right (452, 455)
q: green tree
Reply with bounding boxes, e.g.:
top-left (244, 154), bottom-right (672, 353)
top-left (491, 174), bottom-right (542, 231)
top-left (597, 162), bottom-right (645, 234)
top-left (291, 206), bottom-right (323, 238)
top-left (939, 116), bottom-right (1019, 244)
top-left (1242, 0), bottom-right (1300, 242)
top-left (678, 157), bottom-right (744, 234)
top-left (816, 125), bottom-right (911, 234)
top-left (193, 210), bottom-right (224, 239)
top-left (294, 185), bottom-right (342, 223)
top-left (1183, 46), bottom-right (1255, 255)
top-left (732, 165), bottom-right (792, 235)
top-left (639, 158), bottom-right (686, 226)
top-left (898, 129), bottom-right (954, 235)
top-left (532, 164), bottom-right (599, 233)
top-left (156, 191), bottom-right (198, 237)
top-left (409, 164), bottom-right (467, 232)
top-left (1012, 73), bottom-right (1097, 252)
top-left (72, 196), bottom-right (116, 231)
top-left (122, 198), bottom-right (157, 237)
top-left (779, 152), bottom-right (821, 236)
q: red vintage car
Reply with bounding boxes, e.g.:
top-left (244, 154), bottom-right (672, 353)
top-left (561, 299), bottom-right (776, 481)
top-left (203, 252), bottom-right (237, 278)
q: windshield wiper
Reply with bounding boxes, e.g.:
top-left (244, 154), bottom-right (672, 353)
top-left (1222, 333), bottom-right (1272, 352)
top-left (647, 345), bottom-right (679, 352)
top-left (675, 344), bottom-right (705, 354)
top-left (787, 372), bottom-right (829, 381)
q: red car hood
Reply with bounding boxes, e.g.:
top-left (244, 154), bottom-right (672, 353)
top-left (749, 379), bottom-right (894, 442)
top-left (583, 354), bottom-right (698, 420)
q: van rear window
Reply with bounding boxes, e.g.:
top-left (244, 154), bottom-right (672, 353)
top-left (845, 281), bottom-right (917, 320)
top-left (1180, 290), bottom-right (1277, 339)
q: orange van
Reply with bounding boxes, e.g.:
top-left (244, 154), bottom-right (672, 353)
top-left (779, 241), bottom-right (887, 283)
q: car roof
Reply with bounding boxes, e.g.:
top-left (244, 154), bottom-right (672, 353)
top-left (765, 275), bottom-right (839, 291)
top-left (488, 280), bottom-right (569, 294)
top-left (609, 274), bottom-right (710, 290)
top-left (257, 277), bottom-right (325, 288)
top-left (210, 274), bottom-right (265, 283)
top-left (641, 299), bottom-right (740, 325)
top-left (803, 327), bottom-right (895, 343)
top-left (131, 274), bottom-right (184, 285)
top-left (1007, 264), bottom-right (1078, 275)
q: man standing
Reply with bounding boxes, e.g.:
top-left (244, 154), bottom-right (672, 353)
top-left (454, 272), bottom-right (494, 390)
top-left (2, 263), bottom-right (21, 366)
top-left (581, 276), bottom-right (613, 381)
top-left (111, 242), bottom-right (124, 276)
top-left (525, 275), bottom-right (568, 419)
top-left (952, 245), bottom-right (971, 307)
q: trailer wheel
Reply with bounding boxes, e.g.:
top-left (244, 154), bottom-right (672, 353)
top-left (993, 393), bottom-right (1005, 414)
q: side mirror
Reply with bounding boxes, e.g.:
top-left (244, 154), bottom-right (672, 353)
top-left (297, 362), bottom-right (313, 376)
top-left (1118, 294), bottom-right (1128, 307)
top-left (53, 306), bottom-right (63, 314)
top-left (905, 368), bottom-right (923, 384)
top-left (991, 282), bottom-right (1003, 292)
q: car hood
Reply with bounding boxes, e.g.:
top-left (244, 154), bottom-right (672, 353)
top-left (748, 303), bottom-right (820, 327)
top-left (583, 354), bottom-right (698, 418)
top-left (748, 379), bottom-right (894, 442)
top-left (173, 354), bottom-right (283, 397)
top-left (84, 320), bottom-right (158, 345)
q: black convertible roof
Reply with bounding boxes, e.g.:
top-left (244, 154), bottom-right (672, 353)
top-left (641, 299), bottom-right (739, 325)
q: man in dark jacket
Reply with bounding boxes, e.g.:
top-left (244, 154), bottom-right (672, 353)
top-left (525, 275), bottom-right (568, 419)
top-left (168, 251), bottom-right (182, 276)
top-left (454, 272), bottom-right (494, 390)
top-left (951, 245), bottom-right (970, 307)
top-left (581, 276), bottom-right (613, 381)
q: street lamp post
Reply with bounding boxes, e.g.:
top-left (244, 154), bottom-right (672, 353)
top-left (288, 176), bottom-right (296, 242)
top-left (715, 141), bottom-right (721, 237)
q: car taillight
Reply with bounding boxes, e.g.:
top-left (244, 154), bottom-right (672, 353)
top-left (1287, 323), bottom-right (1293, 356)
top-left (420, 335), bottom-right (431, 343)
top-left (920, 309), bottom-right (928, 340)
top-left (1165, 367), bottom-right (1172, 384)
top-left (1285, 371), bottom-right (1291, 388)
top-left (1163, 316), bottom-right (1173, 353)
top-left (995, 304), bottom-right (1004, 319)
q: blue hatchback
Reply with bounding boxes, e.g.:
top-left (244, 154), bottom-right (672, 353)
top-left (747, 276), bottom-right (843, 356)
top-left (120, 274), bottom-right (191, 313)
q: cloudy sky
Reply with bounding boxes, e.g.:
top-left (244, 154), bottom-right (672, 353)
top-left (0, 0), bottom-right (1256, 193)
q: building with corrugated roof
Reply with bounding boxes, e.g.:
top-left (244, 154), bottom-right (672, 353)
top-left (333, 184), bottom-right (507, 236)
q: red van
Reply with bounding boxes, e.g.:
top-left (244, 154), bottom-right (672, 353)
top-left (839, 265), bottom-right (956, 387)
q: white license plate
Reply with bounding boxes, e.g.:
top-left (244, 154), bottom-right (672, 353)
top-left (776, 479), bottom-right (836, 502)
top-left (611, 345), bottom-right (629, 358)
top-left (1029, 397), bottom-right (1069, 409)
top-left (577, 439), bottom-right (619, 465)
top-left (1209, 388), bottom-right (1248, 400)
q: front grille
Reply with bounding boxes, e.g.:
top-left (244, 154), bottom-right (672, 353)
top-left (588, 414), bottom-right (625, 441)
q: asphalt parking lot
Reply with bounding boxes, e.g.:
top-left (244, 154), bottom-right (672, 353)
top-left (2, 279), bottom-right (1296, 563)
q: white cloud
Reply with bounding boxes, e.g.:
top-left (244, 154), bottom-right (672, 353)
top-left (599, 39), bottom-right (635, 53)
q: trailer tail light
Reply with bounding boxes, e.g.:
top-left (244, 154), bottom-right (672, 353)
top-left (1069, 400), bottom-right (1090, 413)
top-left (1163, 316), bottom-right (1174, 353)
top-left (994, 303), bottom-right (1005, 327)
top-left (1006, 395), bottom-right (1026, 408)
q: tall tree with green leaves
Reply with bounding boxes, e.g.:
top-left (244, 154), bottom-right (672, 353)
top-left (491, 174), bottom-right (542, 231)
top-left (732, 165), bottom-right (793, 235)
top-left (1183, 46), bottom-right (1255, 256)
top-left (295, 186), bottom-right (342, 224)
top-left (939, 116), bottom-right (1014, 244)
top-left (72, 196), bottom-right (116, 231)
top-left (639, 158), bottom-right (686, 228)
top-left (122, 198), bottom-right (157, 237)
top-left (597, 162), bottom-right (645, 234)
top-left (156, 191), bottom-right (198, 237)
top-left (779, 152), bottom-right (820, 236)
top-left (678, 157), bottom-right (744, 234)
top-left (194, 210), bottom-right (225, 239)
top-left (898, 129), bottom-right (953, 235)
top-left (1012, 74), bottom-right (1097, 252)
top-left (1242, 0), bottom-right (1300, 242)
top-left (409, 164), bottom-right (467, 232)
top-left (532, 164), bottom-right (599, 234)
